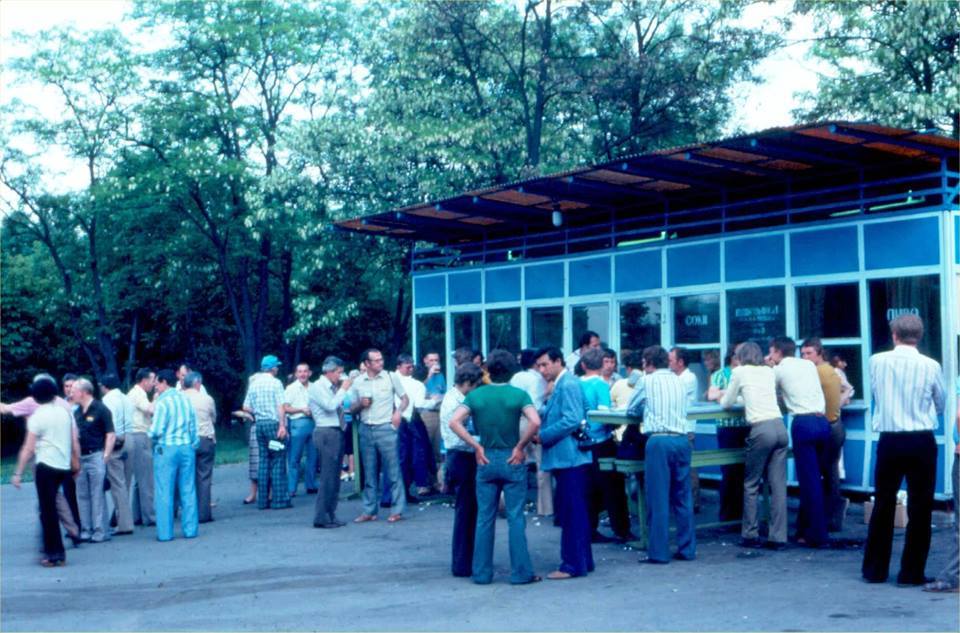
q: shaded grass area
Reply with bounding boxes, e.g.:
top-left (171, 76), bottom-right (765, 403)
top-left (0, 422), bottom-right (250, 485)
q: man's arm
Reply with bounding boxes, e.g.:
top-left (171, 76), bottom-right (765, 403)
top-left (149, 400), bottom-right (165, 441)
top-left (509, 405), bottom-right (541, 465)
top-left (11, 432), bottom-right (37, 489)
top-left (102, 406), bottom-right (115, 460)
top-left (448, 404), bottom-right (486, 465)
top-left (539, 380), bottom-right (584, 447)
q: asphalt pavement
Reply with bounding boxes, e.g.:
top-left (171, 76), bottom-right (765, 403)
top-left (2, 462), bottom-right (957, 632)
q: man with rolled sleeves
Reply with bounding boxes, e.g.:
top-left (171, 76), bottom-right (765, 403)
top-left (99, 373), bottom-right (134, 535)
top-left (307, 356), bottom-right (352, 528)
top-left (183, 371), bottom-right (217, 523)
top-left (126, 368), bottom-right (157, 527)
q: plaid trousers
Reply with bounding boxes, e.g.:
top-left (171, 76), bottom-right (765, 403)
top-left (255, 421), bottom-right (290, 509)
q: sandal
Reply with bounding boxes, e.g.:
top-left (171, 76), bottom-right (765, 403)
top-left (354, 514), bottom-right (378, 523)
top-left (923, 580), bottom-right (959, 593)
top-left (40, 559), bottom-right (65, 568)
top-left (547, 570), bottom-right (574, 580)
top-left (387, 514), bottom-right (404, 523)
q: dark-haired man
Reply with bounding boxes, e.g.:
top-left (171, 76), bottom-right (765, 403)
top-left (566, 331), bottom-right (600, 376)
top-left (126, 368), bottom-right (157, 526)
top-left (100, 373), bottom-right (134, 535)
top-left (669, 346), bottom-right (701, 511)
top-left (863, 315), bottom-right (945, 585)
top-left (150, 369), bottom-right (199, 541)
top-left (449, 349), bottom-right (541, 584)
top-left (510, 348), bottom-right (551, 516)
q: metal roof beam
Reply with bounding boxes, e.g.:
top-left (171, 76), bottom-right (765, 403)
top-left (830, 124), bottom-right (958, 156)
top-left (745, 137), bottom-right (860, 168)
top-left (679, 151), bottom-right (788, 177)
top-left (518, 178), bottom-right (645, 208)
top-left (440, 197), bottom-right (553, 225)
top-left (616, 160), bottom-right (724, 189)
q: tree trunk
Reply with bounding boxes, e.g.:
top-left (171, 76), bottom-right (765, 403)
top-left (123, 311), bottom-right (139, 389)
top-left (279, 247), bottom-right (294, 368)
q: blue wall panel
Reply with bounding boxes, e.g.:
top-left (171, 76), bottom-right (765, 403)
top-left (667, 243), bottom-right (720, 287)
top-left (524, 263), bottom-right (564, 300)
top-left (615, 250), bottom-right (661, 292)
top-left (569, 256), bottom-right (611, 296)
top-left (485, 267), bottom-right (521, 303)
top-left (790, 227), bottom-right (858, 276)
top-left (863, 216), bottom-right (940, 270)
top-left (842, 439), bottom-right (865, 487)
top-left (955, 216), bottom-right (959, 264)
top-left (448, 271), bottom-right (482, 305)
top-left (725, 235), bottom-right (784, 281)
top-left (414, 275), bottom-right (446, 308)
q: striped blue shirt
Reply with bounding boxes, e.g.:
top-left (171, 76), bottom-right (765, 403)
top-left (149, 388), bottom-right (198, 448)
top-left (869, 345), bottom-right (945, 433)
top-left (627, 369), bottom-right (688, 435)
top-left (243, 372), bottom-right (285, 422)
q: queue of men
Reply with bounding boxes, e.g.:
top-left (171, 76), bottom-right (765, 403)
top-left (5, 314), bottom-right (957, 596)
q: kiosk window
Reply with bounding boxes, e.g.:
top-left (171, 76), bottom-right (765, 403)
top-left (673, 294), bottom-right (720, 344)
top-left (486, 308), bottom-right (521, 354)
top-left (796, 283), bottom-right (860, 339)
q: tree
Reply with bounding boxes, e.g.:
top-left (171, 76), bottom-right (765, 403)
top-left (796, 0), bottom-right (959, 137)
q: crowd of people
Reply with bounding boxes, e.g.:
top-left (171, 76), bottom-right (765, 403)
top-left (3, 314), bottom-right (957, 594)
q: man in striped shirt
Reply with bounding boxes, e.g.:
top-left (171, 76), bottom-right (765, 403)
top-left (863, 314), bottom-right (946, 586)
top-left (627, 345), bottom-right (695, 564)
top-left (149, 369), bottom-right (199, 542)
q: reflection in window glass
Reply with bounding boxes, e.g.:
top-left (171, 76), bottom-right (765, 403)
top-left (486, 308), bottom-right (521, 354)
top-left (796, 284), bottom-right (860, 339)
top-left (673, 294), bottom-right (720, 344)
top-left (821, 344), bottom-right (863, 402)
top-left (572, 304), bottom-right (610, 347)
top-left (453, 312), bottom-right (482, 354)
top-left (529, 307), bottom-right (563, 350)
top-left (727, 287), bottom-right (786, 345)
top-left (869, 275), bottom-right (941, 361)
top-left (416, 314), bottom-right (446, 361)
top-left (620, 300), bottom-right (661, 357)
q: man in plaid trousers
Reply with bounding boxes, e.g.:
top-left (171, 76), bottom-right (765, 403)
top-left (243, 355), bottom-right (290, 510)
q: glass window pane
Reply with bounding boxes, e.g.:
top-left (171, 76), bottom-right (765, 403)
top-left (528, 307), bottom-right (563, 350)
top-left (452, 312), bottom-right (482, 353)
top-left (821, 344), bottom-right (863, 402)
top-left (572, 304), bottom-right (610, 347)
top-left (620, 300), bottom-right (661, 356)
top-left (796, 283), bottom-right (860, 339)
top-left (673, 294), bottom-right (720, 344)
top-left (416, 314), bottom-right (446, 361)
top-left (726, 286), bottom-right (786, 345)
top-left (868, 275), bottom-right (941, 361)
top-left (486, 308), bottom-right (521, 354)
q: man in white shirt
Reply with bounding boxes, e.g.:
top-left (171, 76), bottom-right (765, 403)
top-left (862, 315), bottom-right (945, 585)
top-left (669, 347), bottom-right (700, 511)
top-left (183, 372), bottom-right (217, 523)
top-left (307, 356), bottom-right (353, 528)
top-left (510, 349), bottom-right (551, 516)
top-left (100, 374), bottom-right (135, 536)
top-left (284, 363), bottom-right (318, 497)
top-left (565, 330), bottom-right (601, 376)
top-left (769, 336), bottom-right (830, 548)
top-left (126, 368), bottom-right (156, 527)
top-left (393, 354), bottom-right (437, 499)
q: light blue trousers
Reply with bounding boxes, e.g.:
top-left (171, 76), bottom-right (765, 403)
top-left (153, 443), bottom-right (198, 542)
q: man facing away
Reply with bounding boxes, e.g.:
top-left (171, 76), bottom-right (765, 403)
top-left (307, 356), bottom-right (353, 529)
top-left (862, 315), bottom-right (945, 585)
top-left (243, 355), bottom-right (290, 510)
top-left (183, 371), bottom-right (216, 524)
top-left (448, 349), bottom-right (541, 585)
top-left (284, 363), bottom-right (318, 497)
top-left (150, 369), bottom-right (199, 541)
top-left (350, 348), bottom-right (408, 523)
top-left (72, 378), bottom-right (115, 543)
top-left (126, 368), bottom-right (157, 527)
top-left (418, 351), bottom-right (446, 482)
top-left (509, 349), bottom-right (551, 517)
top-left (99, 373), bottom-right (135, 536)
top-left (627, 345), bottom-right (695, 564)
top-left (394, 354), bottom-right (437, 498)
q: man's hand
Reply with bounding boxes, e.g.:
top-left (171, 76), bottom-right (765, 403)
top-left (360, 397), bottom-right (372, 409)
top-left (277, 424), bottom-right (288, 440)
top-left (341, 378), bottom-right (353, 392)
top-left (507, 446), bottom-right (526, 465)
top-left (391, 410), bottom-right (402, 429)
top-left (474, 445), bottom-right (489, 466)
top-left (11, 473), bottom-right (22, 489)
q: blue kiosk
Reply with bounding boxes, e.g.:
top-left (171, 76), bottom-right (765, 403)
top-left (338, 121), bottom-right (959, 498)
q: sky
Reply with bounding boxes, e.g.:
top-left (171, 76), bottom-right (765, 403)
top-left (0, 0), bottom-right (828, 194)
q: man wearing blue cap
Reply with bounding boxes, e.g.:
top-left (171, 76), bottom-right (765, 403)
top-left (243, 355), bottom-right (290, 509)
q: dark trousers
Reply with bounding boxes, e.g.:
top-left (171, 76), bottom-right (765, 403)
top-left (588, 439), bottom-right (631, 539)
top-left (716, 426), bottom-right (750, 521)
top-left (313, 427), bottom-right (344, 525)
top-left (36, 463), bottom-right (73, 562)
top-left (256, 421), bottom-right (290, 509)
top-left (825, 420), bottom-right (847, 530)
top-left (863, 431), bottom-right (936, 583)
top-left (553, 464), bottom-right (594, 576)
top-left (645, 434), bottom-right (696, 562)
top-left (397, 413), bottom-right (435, 491)
top-left (445, 450), bottom-right (477, 577)
top-left (791, 415), bottom-right (831, 546)
top-left (195, 437), bottom-right (215, 523)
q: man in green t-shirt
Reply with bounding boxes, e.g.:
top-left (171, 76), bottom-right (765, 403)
top-left (448, 349), bottom-right (541, 585)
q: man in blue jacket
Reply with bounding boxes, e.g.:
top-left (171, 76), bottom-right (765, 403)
top-left (536, 347), bottom-right (594, 580)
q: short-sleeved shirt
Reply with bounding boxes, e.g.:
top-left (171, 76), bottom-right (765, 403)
top-left (283, 381), bottom-right (311, 421)
top-left (816, 362), bottom-right (842, 422)
top-left (75, 399), bottom-right (114, 455)
top-left (29, 403), bottom-right (74, 470)
top-left (461, 384), bottom-right (533, 450)
top-left (350, 371), bottom-right (406, 425)
top-left (244, 372), bottom-right (285, 422)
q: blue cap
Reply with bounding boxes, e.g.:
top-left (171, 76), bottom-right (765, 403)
top-left (260, 355), bottom-right (281, 371)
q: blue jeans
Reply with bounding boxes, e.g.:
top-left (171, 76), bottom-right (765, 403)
top-left (153, 444), bottom-right (198, 542)
top-left (472, 449), bottom-right (535, 584)
top-left (287, 417), bottom-right (318, 495)
top-left (553, 464), bottom-right (594, 576)
top-left (644, 434), bottom-right (696, 563)
top-left (359, 423), bottom-right (405, 516)
top-left (791, 414), bottom-right (831, 547)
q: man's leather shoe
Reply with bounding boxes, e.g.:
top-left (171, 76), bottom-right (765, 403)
top-left (896, 575), bottom-right (935, 587)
